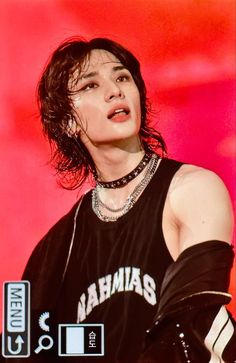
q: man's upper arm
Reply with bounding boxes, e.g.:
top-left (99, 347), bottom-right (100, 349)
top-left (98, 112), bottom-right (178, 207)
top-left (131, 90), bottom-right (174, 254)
top-left (170, 165), bottom-right (234, 254)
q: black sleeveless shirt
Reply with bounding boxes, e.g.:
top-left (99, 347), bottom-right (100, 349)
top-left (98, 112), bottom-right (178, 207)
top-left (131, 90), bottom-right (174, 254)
top-left (55, 158), bottom-right (183, 362)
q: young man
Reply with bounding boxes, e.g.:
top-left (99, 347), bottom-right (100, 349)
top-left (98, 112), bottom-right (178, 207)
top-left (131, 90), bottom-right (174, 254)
top-left (11, 38), bottom-right (236, 361)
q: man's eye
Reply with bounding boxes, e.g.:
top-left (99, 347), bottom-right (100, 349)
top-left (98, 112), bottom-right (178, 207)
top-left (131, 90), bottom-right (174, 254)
top-left (81, 82), bottom-right (97, 91)
top-left (117, 75), bottom-right (130, 82)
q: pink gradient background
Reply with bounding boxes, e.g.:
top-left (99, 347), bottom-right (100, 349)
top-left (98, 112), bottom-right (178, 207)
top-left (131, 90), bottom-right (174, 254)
top-left (0, 0), bottom-right (235, 327)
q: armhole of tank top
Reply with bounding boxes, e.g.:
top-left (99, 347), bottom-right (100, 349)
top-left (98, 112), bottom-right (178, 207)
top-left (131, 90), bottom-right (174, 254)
top-left (158, 160), bottom-right (184, 262)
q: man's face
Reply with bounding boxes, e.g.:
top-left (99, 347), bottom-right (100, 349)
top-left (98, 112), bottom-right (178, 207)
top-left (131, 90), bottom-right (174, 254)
top-left (70, 49), bottom-right (141, 151)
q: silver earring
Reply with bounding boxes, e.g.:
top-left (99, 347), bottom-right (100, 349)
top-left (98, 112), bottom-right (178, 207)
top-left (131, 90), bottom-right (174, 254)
top-left (66, 119), bottom-right (78, 137)
top-left (74, 96), bottom-right (81, 108)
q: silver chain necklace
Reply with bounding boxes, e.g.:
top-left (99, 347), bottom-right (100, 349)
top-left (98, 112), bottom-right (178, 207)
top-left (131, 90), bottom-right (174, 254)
top-left (92, 154), bottom-right (161, 222)
top-left (96, 155), bottom-right (157, 213)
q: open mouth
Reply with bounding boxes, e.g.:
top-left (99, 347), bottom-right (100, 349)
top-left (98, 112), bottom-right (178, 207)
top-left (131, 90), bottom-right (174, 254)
top-left (108, 107), bottom-right (130, 120)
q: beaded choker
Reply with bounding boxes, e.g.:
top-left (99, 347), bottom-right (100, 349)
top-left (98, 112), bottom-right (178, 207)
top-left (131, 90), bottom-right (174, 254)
top-left (94, 152), bottom-right (152, 189)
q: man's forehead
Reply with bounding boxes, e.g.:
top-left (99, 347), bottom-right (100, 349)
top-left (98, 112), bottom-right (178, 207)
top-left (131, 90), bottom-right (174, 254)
top-left (81, 49), bottom-right (122, 71)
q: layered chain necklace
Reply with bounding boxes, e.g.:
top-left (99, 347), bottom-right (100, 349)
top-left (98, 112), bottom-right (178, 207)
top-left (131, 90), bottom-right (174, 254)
top-left (92, 153), bottom-right (161, 222)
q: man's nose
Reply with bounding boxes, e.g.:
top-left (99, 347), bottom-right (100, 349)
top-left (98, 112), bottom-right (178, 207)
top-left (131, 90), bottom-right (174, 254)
top-left (104, 81), bottom-right (124, 102)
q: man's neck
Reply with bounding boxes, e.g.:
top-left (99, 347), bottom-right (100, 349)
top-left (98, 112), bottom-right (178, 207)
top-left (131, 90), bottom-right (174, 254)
top-left (87, 136), bottom-right (144, 182)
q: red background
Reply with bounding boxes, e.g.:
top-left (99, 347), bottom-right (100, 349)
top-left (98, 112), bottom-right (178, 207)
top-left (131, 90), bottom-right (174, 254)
top-left (0, 0), bottom-right (235, 326)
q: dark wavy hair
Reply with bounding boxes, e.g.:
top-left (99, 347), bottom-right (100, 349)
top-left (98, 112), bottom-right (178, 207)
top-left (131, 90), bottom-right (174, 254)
top-left (37, 37), bottom-right (167, 189)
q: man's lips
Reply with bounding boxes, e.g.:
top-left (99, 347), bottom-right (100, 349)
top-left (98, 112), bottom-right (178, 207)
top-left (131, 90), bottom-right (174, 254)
top-left (108, 112), bottom-right (131, 123)
top-left (107, 105), bottom-right (130, 120)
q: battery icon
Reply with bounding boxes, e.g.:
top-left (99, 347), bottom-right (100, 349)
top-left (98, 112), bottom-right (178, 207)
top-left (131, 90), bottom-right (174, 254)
top-left (2, 281), bottom-right (30, 357)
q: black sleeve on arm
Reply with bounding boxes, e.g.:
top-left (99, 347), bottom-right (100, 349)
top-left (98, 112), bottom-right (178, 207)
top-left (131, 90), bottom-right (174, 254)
top-left (139, 240), bottom-right (236, 363)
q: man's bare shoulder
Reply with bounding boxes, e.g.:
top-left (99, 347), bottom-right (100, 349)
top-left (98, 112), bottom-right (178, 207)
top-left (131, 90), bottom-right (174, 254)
top-left (171, 163), bottom-right (224, 188)
top-left (169, 163), bottom-right (234, 252)
top-left (171, 163), bottom-right (230, 201)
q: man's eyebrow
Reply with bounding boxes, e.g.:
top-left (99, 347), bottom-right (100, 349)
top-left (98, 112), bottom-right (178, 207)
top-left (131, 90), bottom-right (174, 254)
top-left (112, 65), bottom-right (126, 72)
top-left (78, 71), bottom-right (98, 81)
top-left (78, 65), bottom-right (127, 81)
